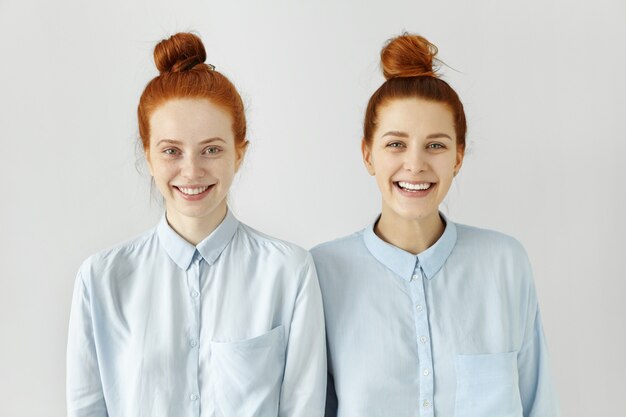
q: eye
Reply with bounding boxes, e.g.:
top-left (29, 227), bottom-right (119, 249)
top-left (386, 141), bottom-right (405, 149)
top-left (203, 146), bottom-right (222, 155)
top-left (427, 143), bottom-right (445, 150)
top-left (163, 148), bottom-right (180, 156)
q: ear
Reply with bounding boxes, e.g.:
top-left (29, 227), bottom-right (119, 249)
top-left (361, 139), bottom-right (375, 176)
top-left (235, 140), bottom-right (249, 172)
top-left (453, 146), bottom-right (464, 176)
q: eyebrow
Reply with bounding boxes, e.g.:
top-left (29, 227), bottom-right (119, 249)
top-left (155, 138), bottom-right (226, 146)
top-left (381, 131), bottom-right (453, 141)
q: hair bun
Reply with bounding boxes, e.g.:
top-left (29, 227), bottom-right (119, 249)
top-left (381, 33), bottom-right (439, 80)
top-left (154, 32), bottom-right (208, 74)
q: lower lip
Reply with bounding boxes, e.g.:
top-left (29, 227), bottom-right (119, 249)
top-left (174, 185), bottom-right (214, 201)
top-left (394, 182), bottom-right (435, 198)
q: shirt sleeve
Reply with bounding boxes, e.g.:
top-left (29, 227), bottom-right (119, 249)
top-left (66, 268), bottom-right (108, 417)
top-left (517, 257), bottom-right (561, 417)
top-left (278, 253), bottom-right (327, 417)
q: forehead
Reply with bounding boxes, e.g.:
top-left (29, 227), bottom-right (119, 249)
top-left (376, 98), bottom-right (455, 137)
top-left (149, 98), bottom-right (234, 144)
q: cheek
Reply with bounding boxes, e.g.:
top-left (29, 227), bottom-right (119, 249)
top-left (374, 167), bottom-right (395, 192)
top-left (374, 155), bottom-right (399, 178)
top-left (151, 160), bottom-right (179, 181)
top-left (212, 158), bottom-right (238, 180)
top-left (434, 154), bottom-right (457, 173)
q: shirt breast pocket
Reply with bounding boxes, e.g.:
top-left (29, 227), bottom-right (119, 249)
top-left (210, 325), bottom-right (286, 417)
top-left (454, 351), bottom-right (523, 417)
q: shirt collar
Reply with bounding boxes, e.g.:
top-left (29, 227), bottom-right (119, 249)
top-left (157, 209), bottom-right (239, 270)
top-left (363, 212), bottom-right (457, 281)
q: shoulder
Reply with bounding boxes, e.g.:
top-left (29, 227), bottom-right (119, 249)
top-left (454, 222), bottom-right (529, 261)
top-left (309, 229), bottom-right (370, 285)
top-left (77, 227), bottom-right (157, 286)
top-left (310, 229), bottom-right (365, 261)
top-left (451, 222), bottom-right (534, 286)
top-left (235, 222), bottom-right (312, 266)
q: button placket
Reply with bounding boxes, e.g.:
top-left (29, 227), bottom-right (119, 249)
top-left (186, 252), bottom-right (202, 415)
top-left (408, 262), bottom-right (435, 417)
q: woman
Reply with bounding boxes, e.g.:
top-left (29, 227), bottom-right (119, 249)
top-left (311, 34), bottom-right (559, 417)
top-left (66, 32), bottom-right (326, 417)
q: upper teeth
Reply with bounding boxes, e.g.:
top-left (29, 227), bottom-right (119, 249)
top-left (178, 186), bottom-right (209, 195)
top-left (398, 181), bottom-right (431, 191)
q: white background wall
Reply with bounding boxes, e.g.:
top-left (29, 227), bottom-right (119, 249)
top-left (1, 0), bottom-right (624, 416)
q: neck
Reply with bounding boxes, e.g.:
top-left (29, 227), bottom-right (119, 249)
top-left (375, 206), bottom-right (445, 255)
top-left (166, 202), bottom-right (228, 246)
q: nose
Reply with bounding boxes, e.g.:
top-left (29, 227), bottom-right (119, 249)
top-left (181, 154), bottom-right (206, 179)
top-left (403, 148), bottom-right (427, 174)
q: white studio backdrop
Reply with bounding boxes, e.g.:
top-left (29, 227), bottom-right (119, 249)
top-left (1, 0), bottom-right (624, 416)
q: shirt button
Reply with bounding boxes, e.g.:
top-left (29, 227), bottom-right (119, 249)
top-left (423, 400), bottom-right (431, 408)
top-left (191, 290), bottom-right (199, 298)
top-left (423, 369), bottom-right (430, 376)
top-left (190, 339), bottom-right (198, 347)
top-left (412, 274), bottom-right (419, 281)
top-left (416, 304), bottom-right (423, 312)
top-left (420, 336), bottom-right (428, 344)
top-left (190, 393), bottom-right (199, 401)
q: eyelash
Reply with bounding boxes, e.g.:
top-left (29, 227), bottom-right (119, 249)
top-left (161, 147), bottom-right (222, 156)
top-left (163, 148), bottom-right (180, 155)
top-left (203, 146), bottom-right (221, 155)
top-left (386, 142), bottom-right (446, 150)
top-left (428, 143), bottom-right (445, 149)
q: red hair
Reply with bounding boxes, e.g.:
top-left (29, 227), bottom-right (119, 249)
top-left (364, 34), bottom-right (467, 152)
top-left (137, 32), bottom-right (247, 152)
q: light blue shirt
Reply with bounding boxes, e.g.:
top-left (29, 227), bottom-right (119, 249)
top-left (311, 215), bottom-right (559, 417)
top-left (67, 210), bottom-right (326, 417)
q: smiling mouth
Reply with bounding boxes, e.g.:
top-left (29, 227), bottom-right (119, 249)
top-left (173, 184), bottom-right (215, 201)
top-left (395, 181), bottom-right (433, 192)
top-left (174, 185), bottom-right (213, 196)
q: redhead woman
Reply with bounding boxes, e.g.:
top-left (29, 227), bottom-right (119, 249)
top-left (66, 33), bottom-right (326, 417)
top-left (311, 34), bottom-right (559, 417)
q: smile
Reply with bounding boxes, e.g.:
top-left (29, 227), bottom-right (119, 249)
top-left (176, 185), bottom-right (210, 195)
top-left (396, 181), bottom-right (432, 192)
top-left (173, 184), bottom-right (214, 201)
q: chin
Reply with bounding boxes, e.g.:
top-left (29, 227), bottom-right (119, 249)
top-left (170, 203), bottom-right (215, 218)
top-left (389, 204), bottom-right (439, 223)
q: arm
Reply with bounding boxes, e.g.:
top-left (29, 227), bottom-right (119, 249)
top-left (518, 306), bottom-right (560, 417)
top-left (516, 250), bottom-right (560, 417)
top-left (66, 269), bottom-right (108, 417)
top-left (279, 254), bottom-right (327, 417)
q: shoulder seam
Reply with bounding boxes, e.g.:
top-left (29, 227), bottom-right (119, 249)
top-left (310, 230), bottom-right (364, 252)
